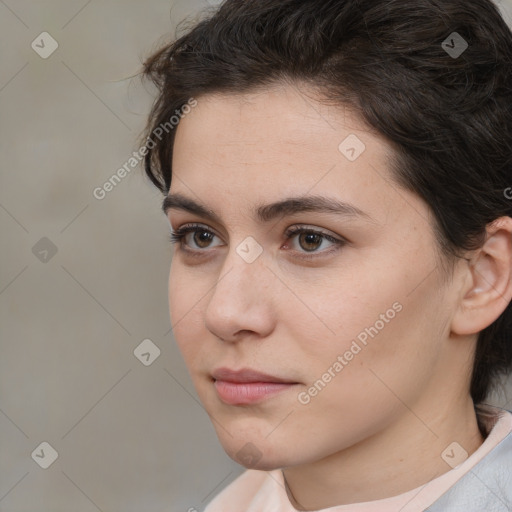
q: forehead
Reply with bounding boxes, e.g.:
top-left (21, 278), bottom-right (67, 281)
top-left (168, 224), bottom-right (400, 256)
top-left (169, 83), bottom-right (412, 227)
top-left (174, 83), bottom-right (371, 153)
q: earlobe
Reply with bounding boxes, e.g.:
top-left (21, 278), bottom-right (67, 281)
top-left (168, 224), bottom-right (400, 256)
top-left (451, 217), bottom-right (512, 336)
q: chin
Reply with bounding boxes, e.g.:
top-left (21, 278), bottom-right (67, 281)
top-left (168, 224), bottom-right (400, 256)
top-left (214, 428), bottom-right (296, 471)
top-left (227, 444), bottom-right (289, 471)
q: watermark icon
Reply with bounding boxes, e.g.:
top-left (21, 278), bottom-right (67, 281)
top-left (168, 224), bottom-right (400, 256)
top-left (298, 301), bottom-right (403, 405)
top-left (441, 32), bottom-right (468, 59)
top-left (441, 441), bottom-right (468, 468)
top-left (32, 237), bottom-right (58, 263)
top-left (338, 133), bottom-right (366, 161)
top-left (236, 442), bottom-right (263, 466)
top-left (134, 339), bottom-right (161, 366)
top-left (236, 236), bottom-right (263, 263)
top-left (504, 187), bottom-right (512, 200)
top-left (93, 97), bottom-right (198, 200)
top-left (31, 441), bottom-right (58, 469)
top-left (31, 32), bottom-right (59, 59)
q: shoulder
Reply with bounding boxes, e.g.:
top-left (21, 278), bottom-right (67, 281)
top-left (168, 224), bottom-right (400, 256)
top-left (427, 409), bottom-right (512, 512)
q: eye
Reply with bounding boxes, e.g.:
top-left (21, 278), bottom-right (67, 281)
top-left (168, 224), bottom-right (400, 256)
top-left (169, 223), bottom-right (222, 251)
top-left (283, 225), bottom-right (346, 258)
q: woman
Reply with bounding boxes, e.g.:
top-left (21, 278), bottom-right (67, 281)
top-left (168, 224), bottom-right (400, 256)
top-left (140, 0), bottom-right (512, 509)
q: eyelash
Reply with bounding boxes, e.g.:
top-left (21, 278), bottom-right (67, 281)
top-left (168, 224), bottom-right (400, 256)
top-left (168, 223), bottom-right (346, 261)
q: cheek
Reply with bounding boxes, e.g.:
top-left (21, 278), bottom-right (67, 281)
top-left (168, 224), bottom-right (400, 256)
top-left (286, 274), bottom-right (397, 362)
top-left (281, 309), bottom-right (425, 453)
top-left (168, 265), bottom-right (181, 331)
top-left (287, 256), bottom-right (439, 391)
top-left (299, 280), bottom-right (447, 421)
top-left (168, 264), bottom-right (206, 360)
top-left (168, 260), bottom-right (204, 320)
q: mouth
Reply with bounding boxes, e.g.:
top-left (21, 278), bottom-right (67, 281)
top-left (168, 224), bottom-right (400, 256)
top-left (211, 367), bottom-right (300, 405)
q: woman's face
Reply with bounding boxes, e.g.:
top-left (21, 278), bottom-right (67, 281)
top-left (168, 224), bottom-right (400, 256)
top-left (165, 83), bottom-right (467, 469)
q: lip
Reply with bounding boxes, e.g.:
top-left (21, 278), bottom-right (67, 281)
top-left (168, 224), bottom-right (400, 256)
top-left (211, 367), bottom-right (299, 405)
top-left (212, 367), bottom-right (297, 384)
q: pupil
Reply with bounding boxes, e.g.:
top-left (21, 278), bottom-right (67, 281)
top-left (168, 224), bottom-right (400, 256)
top-left (300, 233), bottom-right (321, 251)
top-left (195, 231), bottom-right (212, 247)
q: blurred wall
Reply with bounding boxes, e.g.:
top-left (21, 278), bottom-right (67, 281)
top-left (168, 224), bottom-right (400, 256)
top-left (1, 1), bottom-right (511, 511)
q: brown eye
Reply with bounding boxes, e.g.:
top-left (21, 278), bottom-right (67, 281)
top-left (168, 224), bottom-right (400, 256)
top-left (284, 226), bottom-right (347, 260)
top-left (169, 224), bottom-right (223, 251)
top-left (192, 230), bottom-right (215, 248)
top-left (298, 232), bottom-right (323, 252)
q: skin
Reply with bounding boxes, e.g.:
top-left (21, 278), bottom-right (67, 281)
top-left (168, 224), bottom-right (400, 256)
top-left (164, 82), bottom-right (512, 509)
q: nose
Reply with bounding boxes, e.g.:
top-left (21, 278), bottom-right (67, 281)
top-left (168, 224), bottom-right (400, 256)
top-left (203, 246), bottom-right (276, 343)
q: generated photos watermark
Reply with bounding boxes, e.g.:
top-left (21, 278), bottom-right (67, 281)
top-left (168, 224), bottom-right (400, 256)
top-left (298, 301), bottom-right (403, 405)
top-left (93, 97), bottom-right (198, 200)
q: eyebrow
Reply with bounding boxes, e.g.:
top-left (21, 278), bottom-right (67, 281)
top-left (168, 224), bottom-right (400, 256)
top-left (162, 193), bottom-right (374, 224)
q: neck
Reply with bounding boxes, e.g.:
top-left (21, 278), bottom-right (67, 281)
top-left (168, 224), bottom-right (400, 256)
top-left (282, 396), bottom-right (484, 510)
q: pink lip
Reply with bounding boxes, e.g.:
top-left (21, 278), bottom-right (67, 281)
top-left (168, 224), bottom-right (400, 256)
top-left (211, 367), bottom-right (298, 405)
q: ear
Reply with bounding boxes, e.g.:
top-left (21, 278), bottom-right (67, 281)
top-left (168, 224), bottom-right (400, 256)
top-left (451, 216), bottom-right (512, 336)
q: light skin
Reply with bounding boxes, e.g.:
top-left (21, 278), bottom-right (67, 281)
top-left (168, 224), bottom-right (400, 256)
top-left (163, 82), bottom-right (512, 509)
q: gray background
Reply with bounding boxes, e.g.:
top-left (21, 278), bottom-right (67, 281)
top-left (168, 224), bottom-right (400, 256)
top-left (1, 1), bottom-right (511, 511)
